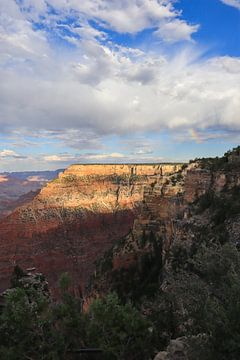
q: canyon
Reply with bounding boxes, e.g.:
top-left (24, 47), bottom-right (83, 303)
top-left (0, 163), bottom-right (183, 295)
top-left (1, 158), bottom-right (239, 300)
top-left (89, 156), bottom-right (240, 301)
top-left (1, 155), bottom-right (240, 360)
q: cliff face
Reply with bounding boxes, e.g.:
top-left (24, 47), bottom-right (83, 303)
top-left (104, 166), bottom-right (213, 271)
top-left (0, 164), bottom-right (183, 295)
top-left (88, 161), bottom-right (240, 300)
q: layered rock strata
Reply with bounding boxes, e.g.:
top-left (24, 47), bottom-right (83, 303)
top-left (0, 164), bottom-right (183, 295)
top-left (88, 162), bottom-right (240, 299)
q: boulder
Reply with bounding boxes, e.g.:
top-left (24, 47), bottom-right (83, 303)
top-left (154, 338), bottom-right (188, 360)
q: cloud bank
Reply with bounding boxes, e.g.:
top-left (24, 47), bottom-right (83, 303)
top-left (0, 0), bottom-right (239, 169)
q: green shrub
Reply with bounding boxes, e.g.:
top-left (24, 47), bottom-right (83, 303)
top-left (86, 293), bottom-right (152, 360)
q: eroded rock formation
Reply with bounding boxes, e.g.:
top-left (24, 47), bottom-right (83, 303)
top-left (0, 164), bottom-right (183, 295)
top-left (88, 160), bottom-right (240, 300)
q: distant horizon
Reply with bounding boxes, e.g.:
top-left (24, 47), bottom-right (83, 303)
top-left (0, 148), bottom-right (235, 173)
top-left (1, 143), bottom-right (239, 173)
top-left (1, 162), bottom-right (187, 173)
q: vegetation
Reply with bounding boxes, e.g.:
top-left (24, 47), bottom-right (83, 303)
top-left (190, 146), bottom-right (240, 171)
top-left (86, 162), bottom-right (240, 359)
top-left (92, 231), bottom-right (164, 303)
top-left (0, 270), bottom-right (152, 360)
top-left (86, 293), bottom-right (152, 360)
top-left (194, 185), bottom-right (240, 245)
top-left (63, 175), bottom-right (78, 183)
top-left (162, 242), bottom-right (240, 360)
top-left (0, 283), bottom-right (56, 359)
top-left (3, 236), bottom-right (240, 360)
top-left (2, 147), bottom-right (240, 359)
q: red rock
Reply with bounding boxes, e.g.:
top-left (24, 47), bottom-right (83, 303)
top-left (0, 164), bottom-right (183, 295)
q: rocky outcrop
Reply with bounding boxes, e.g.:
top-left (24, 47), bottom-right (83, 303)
top-left (95, 166), bottom-right (211, 270)
top-left (0, 266), bottom-right (50, 310)
top-left (154, 338), bottom-right (188, 360)
top-left (1, 158), bottom-right (239, 300)
top-left (153, 335), bottom-right (210, 360)
top-left (0, 164), bottom-right (183, 295)
top-left (88, 160), bottom-right (240, 300)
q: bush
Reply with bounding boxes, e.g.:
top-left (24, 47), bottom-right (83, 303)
top-left (86, 293), bottom-right (152, 360)
top-left (0, 287), bottom-right (57, 359)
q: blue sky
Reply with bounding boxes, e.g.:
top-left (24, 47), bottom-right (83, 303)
top-left (0, 0), bottom-right (240, 171)
top-left (176, 0), bottom-right (240, 57)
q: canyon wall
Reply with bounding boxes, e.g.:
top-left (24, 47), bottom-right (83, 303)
top-left (0, 164), bottom-right (183, 295)
top-left (108, 166), bottom-right (214, 272)
top-left (88, 162), bottom-right (240, 299)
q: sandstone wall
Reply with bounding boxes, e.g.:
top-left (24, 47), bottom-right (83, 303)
top-left (0, 163), bottom-right (184, 295)
top-left (62, 164), bottom-right (183, 177)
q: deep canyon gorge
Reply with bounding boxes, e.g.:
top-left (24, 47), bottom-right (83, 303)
top-left (1, 158), bottom-right (238, 298)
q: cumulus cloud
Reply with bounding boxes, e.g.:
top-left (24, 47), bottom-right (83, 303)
top-left (0, 1), bottom-right (202, 142)
top-left (154, 19), bottom-right (199, 43)
top-left (15, 0), bottom-right (197, 41)
top-left (0, 0), bottom-right (50, 65)
top-left (220, 0), bottom-right (240, 9)
top-left (1, 47), bottom-right (239, 137)
top-left (0, 0), bottom-right (240, 170)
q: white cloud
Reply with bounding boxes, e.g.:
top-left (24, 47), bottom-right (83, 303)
top-left (44, 154), bottom-right (75, 162)
top-left (44, 152), bottom-right (125, 163)
top-left (13, 0), bottom-right (199, 43)
top-left (155, 19), bottom-right (199, 43)
top-left (0, 146), bottom-right (167, 171)
top-left (0, 149), bottom-right (25, 159)
top-left (86, 152), bottom-right (124, 160)
top-left (0, 0), bottom-right (239, 171)
top-left (74, 0), bottom-right (176, 33)
top-left (1, 47), bottom-right (239, 137)
top-left (220, 0), bottom-right (240, 9)
top-left (0, 0), bottom-right (50, 64)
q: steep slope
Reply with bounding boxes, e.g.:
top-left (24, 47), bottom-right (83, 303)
top-left (0, 164), bottom-right (183, 295)
top-left (88, 155), bottom-right (240, 301)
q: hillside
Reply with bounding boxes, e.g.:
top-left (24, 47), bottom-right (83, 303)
top-left (0, 164), bottom-right (183, 295)
top-left (86, 149), bottom-right (240, 359)
top-left (1, 150), bottom-right (240, 359)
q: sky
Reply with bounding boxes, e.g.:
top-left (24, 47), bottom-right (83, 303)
top-left (0, 0), bottom-right (240, 171)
